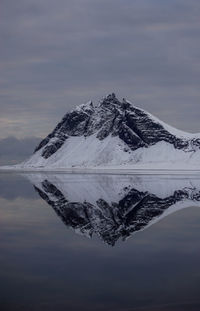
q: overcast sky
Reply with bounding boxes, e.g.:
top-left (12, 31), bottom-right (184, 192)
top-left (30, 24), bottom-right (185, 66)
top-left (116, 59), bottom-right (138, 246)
top-left (1, 0), bottom-right (200, 162)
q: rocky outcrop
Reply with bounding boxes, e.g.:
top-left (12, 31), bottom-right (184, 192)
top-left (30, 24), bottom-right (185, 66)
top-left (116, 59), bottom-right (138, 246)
top-left (34, 93), bottom-right (200, 159)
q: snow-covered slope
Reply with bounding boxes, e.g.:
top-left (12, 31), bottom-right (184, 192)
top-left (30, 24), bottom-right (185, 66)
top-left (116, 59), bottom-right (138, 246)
top-left (5, 93), bottom-right (200, 170)
top-left (26, 173), bottom-right (200, 245)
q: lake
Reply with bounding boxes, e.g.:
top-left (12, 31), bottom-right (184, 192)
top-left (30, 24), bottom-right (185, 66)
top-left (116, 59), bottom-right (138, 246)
top-left (0, 172), bottom-right (200, 311)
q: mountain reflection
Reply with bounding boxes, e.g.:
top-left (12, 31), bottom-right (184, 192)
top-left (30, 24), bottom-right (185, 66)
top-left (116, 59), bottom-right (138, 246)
top-left (26, 174), bottom-right (200, 246)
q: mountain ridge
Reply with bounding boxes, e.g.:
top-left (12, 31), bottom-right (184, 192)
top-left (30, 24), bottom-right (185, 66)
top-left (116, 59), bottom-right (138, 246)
top-left (34, 93), bottom-right (200, 159)
top-left (2, 93), bottom-right (200, 169)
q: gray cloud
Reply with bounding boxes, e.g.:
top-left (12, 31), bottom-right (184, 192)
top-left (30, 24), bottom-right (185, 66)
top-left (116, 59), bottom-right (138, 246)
top-left (0, 0), bottom-right (200, 141)
top-left (0, 136), bottom-right (41, 165)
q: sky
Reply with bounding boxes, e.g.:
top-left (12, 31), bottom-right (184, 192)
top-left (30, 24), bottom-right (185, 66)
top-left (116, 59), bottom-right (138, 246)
top-left (1, 0), bottom-right (200, 163)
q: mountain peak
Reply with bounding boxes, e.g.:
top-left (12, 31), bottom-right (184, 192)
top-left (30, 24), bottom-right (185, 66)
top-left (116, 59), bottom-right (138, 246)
top-left (99, 92), bottom-right (121, 107)
top-left (20, 94), bottom-right (200, 169)
top-left (104, 93), bottom-right (116, 100)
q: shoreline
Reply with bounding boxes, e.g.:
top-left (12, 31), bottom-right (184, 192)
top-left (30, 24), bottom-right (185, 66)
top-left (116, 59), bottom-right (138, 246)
top-left (1, 166), bottom-right (200, 175)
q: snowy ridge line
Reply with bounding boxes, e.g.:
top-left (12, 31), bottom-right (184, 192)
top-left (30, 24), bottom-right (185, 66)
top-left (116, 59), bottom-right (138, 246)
top-left (2, 93), bottom-right (200, 170)
top-left (125, 100), bottom-right (200, 139)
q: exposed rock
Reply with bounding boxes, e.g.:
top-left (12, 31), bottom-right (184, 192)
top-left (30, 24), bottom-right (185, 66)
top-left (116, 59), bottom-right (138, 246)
top-left (34, 93), bottom-right (200, 159)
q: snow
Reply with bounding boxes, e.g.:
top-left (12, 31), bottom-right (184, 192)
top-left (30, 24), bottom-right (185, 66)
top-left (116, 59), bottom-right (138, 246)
top-left (1, 95), bottom-right (200, 172)
top-left (3, 134), bottom-right (200, 171)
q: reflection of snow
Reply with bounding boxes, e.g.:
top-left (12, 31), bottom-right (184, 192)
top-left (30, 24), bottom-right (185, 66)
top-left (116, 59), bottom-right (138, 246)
top-left (26, 174), bottom-right (200, 245)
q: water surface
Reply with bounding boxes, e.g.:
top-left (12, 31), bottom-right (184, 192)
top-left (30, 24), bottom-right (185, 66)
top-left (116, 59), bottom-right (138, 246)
top-left (1, 172), bottom-right (200, 311)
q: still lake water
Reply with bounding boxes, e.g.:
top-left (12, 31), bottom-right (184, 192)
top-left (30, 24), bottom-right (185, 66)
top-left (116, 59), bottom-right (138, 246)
top-left (1, 172), bottom-right (200, 311)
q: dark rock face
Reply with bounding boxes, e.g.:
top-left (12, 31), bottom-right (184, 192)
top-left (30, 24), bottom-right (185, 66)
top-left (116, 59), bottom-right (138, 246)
top-left (34, 93), bottom-right (200, 159)
top-left (33, 178), bottom-right (200, 246)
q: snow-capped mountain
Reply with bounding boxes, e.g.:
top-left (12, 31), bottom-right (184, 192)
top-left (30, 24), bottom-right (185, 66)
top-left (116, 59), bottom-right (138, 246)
top-left (27, 174), bottom-right (200, 245)
top-left (10, 93), bottom-right (200, 169)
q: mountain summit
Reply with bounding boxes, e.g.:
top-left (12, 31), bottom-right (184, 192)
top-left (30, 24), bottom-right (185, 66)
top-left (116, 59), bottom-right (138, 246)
top-left (16, 93), bottom-right (200, 169)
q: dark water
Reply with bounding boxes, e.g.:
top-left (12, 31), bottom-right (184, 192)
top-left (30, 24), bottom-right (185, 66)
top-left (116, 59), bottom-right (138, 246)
top-left (1, 172), bottom-right (200, 311)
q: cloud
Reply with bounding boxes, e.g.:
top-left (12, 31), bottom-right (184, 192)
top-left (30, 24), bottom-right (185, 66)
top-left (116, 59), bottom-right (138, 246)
top-left (1, 0), bottom-right (200, 139)
top-left (0, 136), bottom-right (41, 165)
